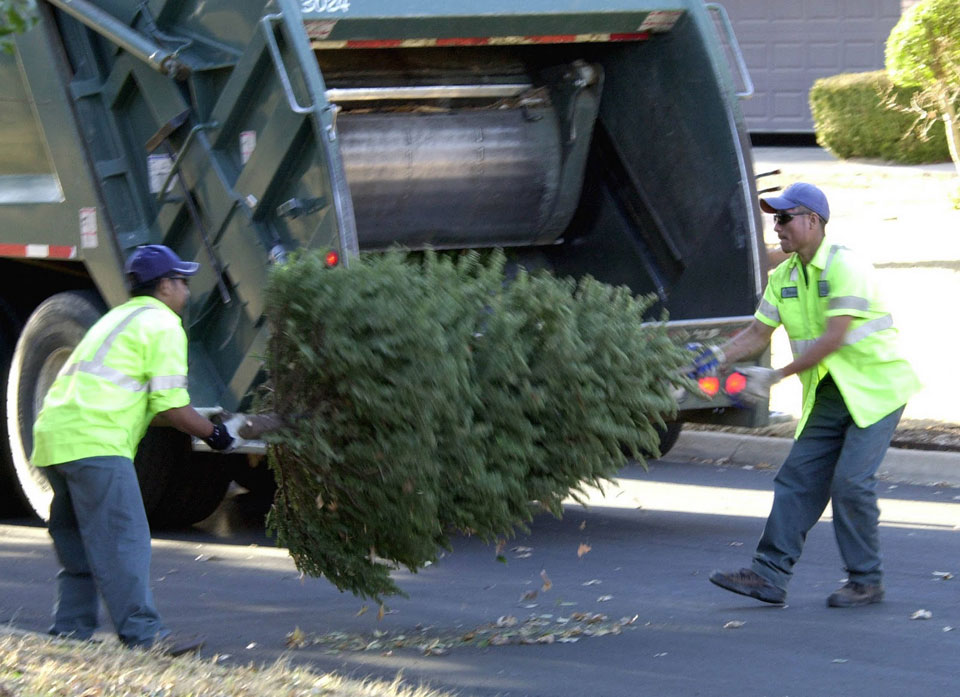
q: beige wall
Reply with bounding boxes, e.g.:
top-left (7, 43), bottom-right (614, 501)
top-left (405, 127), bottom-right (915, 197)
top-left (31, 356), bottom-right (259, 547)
top-left (723, 1), bottom-right (903, 132)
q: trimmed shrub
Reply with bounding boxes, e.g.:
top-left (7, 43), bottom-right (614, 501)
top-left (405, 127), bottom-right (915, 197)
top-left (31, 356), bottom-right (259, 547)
top-left (261, 250), bottom-right (686, 602)
top-left (809, 70), bottom-right (950, 164)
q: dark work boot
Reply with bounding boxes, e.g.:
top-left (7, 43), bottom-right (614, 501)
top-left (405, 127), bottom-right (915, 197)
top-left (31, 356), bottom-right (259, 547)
top-left (709, 568), bottom-right (786, 604)
top-left (827, 581), bottom-right (884, 608)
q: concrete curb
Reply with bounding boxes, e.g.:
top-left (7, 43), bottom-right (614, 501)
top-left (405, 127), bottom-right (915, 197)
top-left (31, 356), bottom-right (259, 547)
top-left (672, 431), bottom-right (960, 487)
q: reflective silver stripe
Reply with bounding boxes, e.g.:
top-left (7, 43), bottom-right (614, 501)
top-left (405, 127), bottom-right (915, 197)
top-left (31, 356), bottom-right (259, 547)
top-left (150, 375), bottom-right (188, 391)
top-left (788, 314), bottom-right (893, 357)
top-left (789, 266), bottom-right (799, 282)
top-left (843, 314), bottom-right (893, 345)
top-left (758, 299), bottom-right (780, 322)
top-left (61, 305), bottom-right (187, 394)
top-left (91, 306), bottom-right (154, 365)
top-left (61, 361), bottom-right (149, 392)
top-left (828, 296), bottom-right (870, 312)
top-left (821, 244), bottom-right (847, 278)
top-left (790, 338), bottom-right (816, 357)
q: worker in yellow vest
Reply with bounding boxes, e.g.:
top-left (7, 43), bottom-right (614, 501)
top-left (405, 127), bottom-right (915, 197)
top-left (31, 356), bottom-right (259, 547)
top-left (31, 245), bottom-right (234, 654)
top-left (698, 182), bottom-right (920, 607)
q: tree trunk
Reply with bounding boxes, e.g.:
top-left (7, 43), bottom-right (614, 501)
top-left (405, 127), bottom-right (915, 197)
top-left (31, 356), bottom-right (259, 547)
top-left (940, 93), bottom-right (960, 177)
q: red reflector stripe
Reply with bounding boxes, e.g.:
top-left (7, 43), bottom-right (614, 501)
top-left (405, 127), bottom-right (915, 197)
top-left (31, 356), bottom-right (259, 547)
top-left (436, 37), bottom-right (490, 46)
top-left (345, 39), bottom-right (404, 48)
top-left (0, 243), bottom-right (77, 259)
top-left (610, 32), bottom-right (650, 41)
top-left (528, 35), bottom-right (577, 43)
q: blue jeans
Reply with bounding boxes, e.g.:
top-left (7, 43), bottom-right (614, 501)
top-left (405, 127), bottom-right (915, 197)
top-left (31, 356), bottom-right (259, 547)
top-left (42, 456), bottom-right (168, 646)
top-left (751, 375), bottom-right (904, 590)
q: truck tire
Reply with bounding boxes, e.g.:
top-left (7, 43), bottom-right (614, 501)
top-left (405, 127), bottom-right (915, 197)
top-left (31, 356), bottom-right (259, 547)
top-left (134, 429), bottom-right (231, 529)
top-left (5, 291), bottom-right (106, 519)
top-left (654, 420), bottom-right (683, 458)
top-left (0, 297), bottom-right (26, 516)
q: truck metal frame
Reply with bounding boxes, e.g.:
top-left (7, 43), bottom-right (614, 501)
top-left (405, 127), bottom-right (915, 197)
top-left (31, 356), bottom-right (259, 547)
top-left (0, 0), bottom-right (768, 525)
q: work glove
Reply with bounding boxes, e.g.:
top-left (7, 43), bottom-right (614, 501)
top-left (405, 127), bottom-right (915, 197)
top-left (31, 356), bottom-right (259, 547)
top-left (202, 423), bottom-right (235, 451)
top-left (685, 342), bottom-right (726, 378)
top-left (737, 366), bottom-right (784, 405)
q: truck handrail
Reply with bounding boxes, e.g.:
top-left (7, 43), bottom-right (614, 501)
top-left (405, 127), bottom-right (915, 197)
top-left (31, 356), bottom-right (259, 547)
top-left (260, 12), bottom-right (316, 115)
top-left (45, 0), bottom-right (191, 80)
top-left (705, 3), bottom-right (754, 99)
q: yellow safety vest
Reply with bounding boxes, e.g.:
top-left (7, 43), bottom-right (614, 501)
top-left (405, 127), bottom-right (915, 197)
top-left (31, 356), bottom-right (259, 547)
top-left (755, 239), bottom-right (920, 437)
top-left (31, 296), bottom-right (191, 466)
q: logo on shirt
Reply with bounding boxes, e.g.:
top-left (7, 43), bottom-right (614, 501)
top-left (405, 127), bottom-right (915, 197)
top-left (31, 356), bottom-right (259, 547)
top-left (781, 286), bottom-right (798, 299)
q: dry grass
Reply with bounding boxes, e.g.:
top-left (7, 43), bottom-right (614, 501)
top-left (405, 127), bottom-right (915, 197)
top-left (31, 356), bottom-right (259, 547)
top-left (0, 628), bottom-right (459, 697)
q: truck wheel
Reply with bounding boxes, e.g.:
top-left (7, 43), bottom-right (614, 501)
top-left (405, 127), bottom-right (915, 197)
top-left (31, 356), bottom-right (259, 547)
top-left (0, 298), bottom-right (26, 516)
top-left (5, 291), bottom-right (106, 520)
top-left (654, 420), bottom-right (683, 458)
top-left (135, 428), bottom-right (232, 529)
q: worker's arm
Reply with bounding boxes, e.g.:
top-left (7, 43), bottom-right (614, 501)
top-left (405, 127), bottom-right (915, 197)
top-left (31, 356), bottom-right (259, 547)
top-left (777, 314), bottom-right (854, 379)
top-left (152, 405), bottom-right (214, 437)
top-left (717, 319), bottom-right (777, 367)
top-left (152, 405), bottom-right (234, 450)
top-left (734, 314), bottom-right (854, 404)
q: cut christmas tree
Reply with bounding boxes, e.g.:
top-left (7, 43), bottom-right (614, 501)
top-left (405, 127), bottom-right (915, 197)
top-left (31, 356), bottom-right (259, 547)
top-left (261, 250), bottom-right (687, 602)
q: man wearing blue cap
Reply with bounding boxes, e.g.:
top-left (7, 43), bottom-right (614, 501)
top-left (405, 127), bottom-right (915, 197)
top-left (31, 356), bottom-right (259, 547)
top-left (698, 183), bottom-right (920, 608)
top-left (31, 244), bottom-right (234, 654)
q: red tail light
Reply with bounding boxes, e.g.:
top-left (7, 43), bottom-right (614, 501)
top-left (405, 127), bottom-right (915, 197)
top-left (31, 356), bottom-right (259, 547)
top-left (324, 250), bottom-right (340, 267)
top-left (698, 376), bottom-right (720, 397)
top-left (725, 371), bottom-right (747, 395)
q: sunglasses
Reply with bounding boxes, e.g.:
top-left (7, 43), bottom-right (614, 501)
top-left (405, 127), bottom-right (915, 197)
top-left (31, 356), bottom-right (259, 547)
top-left (773, 211), bottom-right (808, 226)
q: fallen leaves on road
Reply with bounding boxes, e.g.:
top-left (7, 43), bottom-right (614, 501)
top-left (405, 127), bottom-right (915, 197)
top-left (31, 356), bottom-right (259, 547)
top-left (911, 609), bottom-right (933, 620)
top-left (932, 571), bottom-right (954, 580)
top-left (1, 629), bottom-right (460, 697)
top-left (287, 612), bottom-right (642, 656)
top-left (540, 570), bottom-right (553, 592)
top-left (577, 544), bottom-right (592, 558)
top-left (286, 626), bottom-right (308, 648)
top-left (723, 621), bottom-right (745, 629)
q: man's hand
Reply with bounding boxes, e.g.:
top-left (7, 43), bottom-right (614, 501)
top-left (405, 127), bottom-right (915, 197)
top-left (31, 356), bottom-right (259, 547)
top-left (738, 366), bottom-right (784, 405)
top-left (686, 343), bottom-right (726, 378)
top-left (202, 423), bottom-right (235, 451)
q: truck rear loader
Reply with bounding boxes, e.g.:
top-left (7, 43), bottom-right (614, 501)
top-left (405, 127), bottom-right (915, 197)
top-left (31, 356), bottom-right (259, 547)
top-left (0, 0), bottom-right (768, 526)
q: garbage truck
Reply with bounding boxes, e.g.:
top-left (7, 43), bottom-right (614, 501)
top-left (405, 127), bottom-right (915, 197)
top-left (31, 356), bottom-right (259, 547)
top-left (0, 0), bottom-right (769, 526)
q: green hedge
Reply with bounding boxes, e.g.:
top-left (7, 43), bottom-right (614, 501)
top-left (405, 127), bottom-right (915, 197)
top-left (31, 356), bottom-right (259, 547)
top-left (809, 70), bottom-right (950, 164)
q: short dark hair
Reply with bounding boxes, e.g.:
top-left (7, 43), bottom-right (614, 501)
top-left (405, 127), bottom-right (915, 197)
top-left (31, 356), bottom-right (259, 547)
top-left (128, 273), bottom-right (162, 297)
top-left (794, 206), bottom-right (827, 229)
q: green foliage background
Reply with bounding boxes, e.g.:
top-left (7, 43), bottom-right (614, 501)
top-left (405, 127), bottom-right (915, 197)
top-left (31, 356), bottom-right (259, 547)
top-left (886, 0), bottom-right (960, 88)
top-left (0, 0), bottom-right (37, 53)
top-left (809, 71), bottom-right (950, 164)
top-left (261, 250), bottom-right (685, 602)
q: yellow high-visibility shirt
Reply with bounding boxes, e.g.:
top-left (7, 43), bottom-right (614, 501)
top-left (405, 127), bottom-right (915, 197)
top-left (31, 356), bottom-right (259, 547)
top-left (755, 239), bottom-right (920, 437)
top-left (31, 296), bottom-right (191, 466)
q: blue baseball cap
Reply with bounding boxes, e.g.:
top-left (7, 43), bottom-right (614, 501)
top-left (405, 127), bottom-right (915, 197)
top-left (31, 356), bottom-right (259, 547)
top-left (760, 182), bottom-right (830, 222)
top-left (125, 245), bottom-right (199, 285)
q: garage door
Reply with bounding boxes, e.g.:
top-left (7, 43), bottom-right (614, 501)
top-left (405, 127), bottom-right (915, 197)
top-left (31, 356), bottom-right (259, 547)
top-left (720, 0), bottom-right (903, 133)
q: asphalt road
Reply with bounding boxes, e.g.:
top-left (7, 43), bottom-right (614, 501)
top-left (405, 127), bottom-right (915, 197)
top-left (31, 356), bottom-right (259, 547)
top-left (3, 456), bottom-right (960, 697)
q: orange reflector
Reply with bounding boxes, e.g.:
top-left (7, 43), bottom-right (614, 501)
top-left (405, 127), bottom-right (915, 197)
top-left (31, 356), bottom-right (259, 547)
top-left (324, 250), bottom-right (340, 267)
top-left (725, 371), bottom-right (748, 395)
top-left (698, 376), bottom-right (720, 397)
